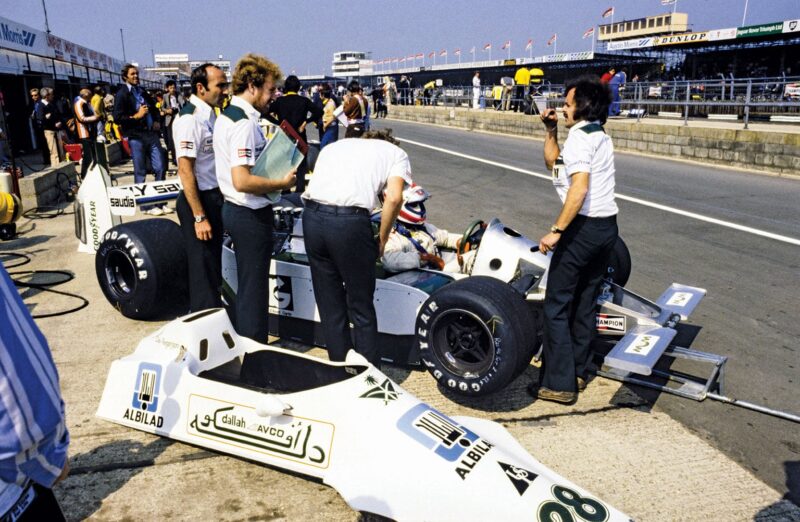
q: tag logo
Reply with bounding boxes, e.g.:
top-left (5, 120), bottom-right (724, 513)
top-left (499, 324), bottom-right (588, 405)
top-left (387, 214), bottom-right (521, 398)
top-left (666, 292), bottom-right (691, 307)
top-left (498, 461), bottom-right (538, 496)
top-left (624, 334), bottom-right (659, 356)
top-left (180, 141), bottom-right (194, 150)
top-left (237, 148), bottom-right (252, 158)
top-left (131, 362), bottom-right (161, 412)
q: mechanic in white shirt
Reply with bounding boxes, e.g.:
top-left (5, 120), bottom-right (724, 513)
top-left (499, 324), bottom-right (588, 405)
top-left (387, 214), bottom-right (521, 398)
top-left (472, 72), bottom-right (481, 109)
top-left (214, 53), bottom-right (296, 342)
top-left (534, 75), bottom-right (619, 404)
top-left (302, 130), bottom-right (412, 365)
top-left (173, 63), bottom-right (229, 312)
top-left (380, 184), bottom-right (462, 273)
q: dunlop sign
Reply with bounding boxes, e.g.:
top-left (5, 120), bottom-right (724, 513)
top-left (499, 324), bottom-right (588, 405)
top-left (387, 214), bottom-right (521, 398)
top-left (655, 32), bottom-right (708, 46)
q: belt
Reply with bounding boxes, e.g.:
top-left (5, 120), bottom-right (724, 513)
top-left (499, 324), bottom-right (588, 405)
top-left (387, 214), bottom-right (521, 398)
top-left (304, 199), bottom-right (368, 216)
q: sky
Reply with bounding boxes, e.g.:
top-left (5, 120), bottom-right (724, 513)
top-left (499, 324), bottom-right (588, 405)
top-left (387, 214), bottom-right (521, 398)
top-left (2, 0), bottom-right (798, 75)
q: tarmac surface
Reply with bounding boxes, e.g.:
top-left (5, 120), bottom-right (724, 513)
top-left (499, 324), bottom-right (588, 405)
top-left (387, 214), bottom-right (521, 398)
top-left (2, 121), bottom-right (799, 520)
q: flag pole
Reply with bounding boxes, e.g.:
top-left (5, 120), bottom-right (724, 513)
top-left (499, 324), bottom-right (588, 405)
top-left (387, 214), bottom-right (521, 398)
top-left (592, 27), bottom-right (596, 54)
top-left (741, 0), bottom-right (749, 26)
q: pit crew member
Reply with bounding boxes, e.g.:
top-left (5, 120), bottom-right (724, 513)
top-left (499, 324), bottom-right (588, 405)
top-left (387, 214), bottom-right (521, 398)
top-left (534, 75), bottom-right (618, 404)
top-left (173, 63), bottom-right (229, 312)
top-left (214, 53), bottom-right (296, 342)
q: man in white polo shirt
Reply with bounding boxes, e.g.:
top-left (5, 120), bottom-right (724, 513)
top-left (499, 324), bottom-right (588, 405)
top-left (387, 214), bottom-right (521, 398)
top-left (214, 54), bottom-right (296, 342)
top-left (173, 63), bottom-right (229, 312)
top-left (302, 129), bottom-right (411, 366)
top-left (534, 75), bottom-right (619, 404)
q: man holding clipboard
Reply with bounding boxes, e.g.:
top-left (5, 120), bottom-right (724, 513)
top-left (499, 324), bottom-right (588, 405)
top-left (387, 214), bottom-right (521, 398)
top-left (214, 54), bottom-right (296, 342)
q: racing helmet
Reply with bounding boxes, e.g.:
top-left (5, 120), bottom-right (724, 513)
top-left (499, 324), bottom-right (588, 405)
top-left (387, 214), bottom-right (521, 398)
top-left (397, 184), bottom-right (430, 225)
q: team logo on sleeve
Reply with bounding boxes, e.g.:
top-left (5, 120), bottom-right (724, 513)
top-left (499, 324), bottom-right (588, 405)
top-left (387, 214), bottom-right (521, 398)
top-left (180, 141), bottom-right (194, 150)
top-left (237, 148), bottom-right (252, 158)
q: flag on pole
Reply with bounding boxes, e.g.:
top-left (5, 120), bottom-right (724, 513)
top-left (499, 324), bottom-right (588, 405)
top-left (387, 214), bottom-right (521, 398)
top-left (399, 57), bottom-right (405, 63)
top-left (602, 6), bottom-right (614, 18)
top-left (547, 34), bottom-right (557, 46)
top-left (454, 48), bottom-right (461, 56)
top-left (583, 27), bottom-right (595, 39)
top-left (501, 40), bottom-right (511, 50)
top-left (428, 51), bottom-right (435, 58)
top-left (470, 46), bottom-right (476, 53)
top-left (483, 43), bottom-right (492, 51)
top-left (416, 53), bottom-right (423, 59)
top-left (525, 39), bottom-right (533, 50)
top-left (439, 49), bottom-right (447, 56)
top-left (661, 0), bottom-right (675, 5)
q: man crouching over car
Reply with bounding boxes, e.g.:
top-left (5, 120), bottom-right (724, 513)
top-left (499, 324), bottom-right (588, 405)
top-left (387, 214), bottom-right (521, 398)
top-left (302, 129), bottom-right (412, 367)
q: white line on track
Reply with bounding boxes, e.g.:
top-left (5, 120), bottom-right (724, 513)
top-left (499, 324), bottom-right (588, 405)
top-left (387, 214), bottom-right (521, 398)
top-left (398, 137), bottom-right (800, 247)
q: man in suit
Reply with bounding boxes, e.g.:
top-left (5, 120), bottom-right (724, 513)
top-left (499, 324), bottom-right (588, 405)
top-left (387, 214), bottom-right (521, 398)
top-left (112, 64), bottom-right (170, 215)
top-left (29, 88), bottom-right (49, 164)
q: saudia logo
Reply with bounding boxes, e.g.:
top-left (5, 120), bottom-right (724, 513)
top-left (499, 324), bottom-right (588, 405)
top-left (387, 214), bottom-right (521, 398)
top-left (0, 24), bottom-right (37, 48)
top-left (123, 362), bottom-right (164, 427)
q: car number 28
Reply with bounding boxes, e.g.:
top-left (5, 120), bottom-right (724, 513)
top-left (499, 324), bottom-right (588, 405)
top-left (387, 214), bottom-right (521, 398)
top-left (538, 485), bottom-right (608, 522)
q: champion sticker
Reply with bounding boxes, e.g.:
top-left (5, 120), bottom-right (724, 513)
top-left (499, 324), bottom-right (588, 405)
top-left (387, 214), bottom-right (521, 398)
top-left (237, 148), bottom-right (252, 158)
top-left (666, 291), bottom-right (692, 307)
top-left (596, 314), bottom-right (626, 332)
top-left (180, 141), bottom-right (194, 150)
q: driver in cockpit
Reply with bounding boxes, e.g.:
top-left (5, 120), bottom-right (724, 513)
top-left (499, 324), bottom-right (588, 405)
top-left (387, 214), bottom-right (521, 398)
top-left (379, 184), bottom-right (468, 273)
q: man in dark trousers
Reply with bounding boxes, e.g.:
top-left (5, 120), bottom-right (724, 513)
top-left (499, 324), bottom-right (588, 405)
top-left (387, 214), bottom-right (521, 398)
top-left (533, 76), bottom-right (619, 404)
top-left (113, 64), bottom-right (170, 215)
top-left (29, 88), bottom-right (49, 164)
top-left (302, 129), bottom-right (411, 366)
top-left (265, 75), bottom-right (322, 193)
top-left (162, 79), bottom-right (183, 166)
top-left (173, 64), bottom-right (229, 312)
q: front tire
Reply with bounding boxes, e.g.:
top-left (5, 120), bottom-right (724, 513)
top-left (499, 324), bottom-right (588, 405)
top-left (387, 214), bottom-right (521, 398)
top-left (95, 218), bottom-right (188, 319)
top-left (416, 276), bottom-right (533, 396)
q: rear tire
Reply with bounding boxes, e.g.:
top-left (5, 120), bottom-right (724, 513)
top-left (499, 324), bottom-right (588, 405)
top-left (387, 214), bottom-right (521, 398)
top-left (95, 218), bottom-right (188, 319)
top-left (416, 276), bottom-right (534, 396)
top-left (606, 236), bottom-right (631, 287)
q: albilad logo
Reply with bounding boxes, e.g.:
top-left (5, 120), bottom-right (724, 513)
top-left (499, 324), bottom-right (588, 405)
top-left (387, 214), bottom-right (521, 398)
top-left (0, 23), bottom-right (37, 48)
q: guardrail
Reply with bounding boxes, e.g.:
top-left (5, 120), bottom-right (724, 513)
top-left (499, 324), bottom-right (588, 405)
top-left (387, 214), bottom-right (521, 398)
top-left (383, 76), bottom-right (800, 129)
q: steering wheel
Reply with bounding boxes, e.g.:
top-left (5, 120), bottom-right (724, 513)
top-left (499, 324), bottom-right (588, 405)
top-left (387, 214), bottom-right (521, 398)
top-left (457, 220), bottom-right (485, 268)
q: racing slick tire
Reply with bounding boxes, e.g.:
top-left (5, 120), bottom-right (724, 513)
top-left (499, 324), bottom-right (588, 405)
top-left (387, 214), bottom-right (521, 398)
top-left (606, 236), bottom-right (631, 287)
top-left (95, 218), bottom-right (188, 319)
top-left (416, 276), bottom-right (533, 396)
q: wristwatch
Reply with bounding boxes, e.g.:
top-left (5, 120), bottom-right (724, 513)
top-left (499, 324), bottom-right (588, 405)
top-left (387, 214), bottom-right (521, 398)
top-left (550, 225), bottom-right (563, 234)
top-left (194, 215), bottom-right (206, 223)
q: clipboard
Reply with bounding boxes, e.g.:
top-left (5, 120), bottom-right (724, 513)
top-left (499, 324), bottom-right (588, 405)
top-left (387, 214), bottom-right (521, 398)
top-left (252, 120), bottom-right (307, 202)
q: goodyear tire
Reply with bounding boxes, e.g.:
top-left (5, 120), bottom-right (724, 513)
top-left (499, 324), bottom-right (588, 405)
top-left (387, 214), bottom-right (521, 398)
top-left (95, 218), bottom-right (188, 319)
top-left (606, 236), bottom-right (631, 287)
top-left (416, 276), bottom-right (533, 396)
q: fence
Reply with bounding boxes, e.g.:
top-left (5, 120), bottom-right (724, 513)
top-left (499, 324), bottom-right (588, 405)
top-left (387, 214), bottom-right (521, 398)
top-left (383, 76), bottom-right (800, 129)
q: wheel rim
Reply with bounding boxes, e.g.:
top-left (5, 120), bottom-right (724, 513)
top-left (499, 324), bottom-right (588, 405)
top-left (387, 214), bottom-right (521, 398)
top-left (430, 308), bottom-right (495, 378)
top-left (104, 250), bottom-right (137, 298)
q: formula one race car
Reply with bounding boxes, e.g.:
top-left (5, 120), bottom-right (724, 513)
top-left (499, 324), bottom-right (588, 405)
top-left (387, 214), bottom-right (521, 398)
top-left (96, 308), bottom-right (630, 520)
top-left (96, 205), bottom-right (713, 399)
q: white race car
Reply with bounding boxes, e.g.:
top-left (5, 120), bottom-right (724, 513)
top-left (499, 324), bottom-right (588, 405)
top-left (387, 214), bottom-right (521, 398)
top-left (96, 206), bottom-right (711, 399)
top-left (97, 307), bottom-right (629, 521)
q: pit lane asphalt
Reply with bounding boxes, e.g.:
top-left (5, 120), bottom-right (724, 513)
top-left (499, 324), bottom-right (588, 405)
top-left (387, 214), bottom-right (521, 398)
top-left (3, 129), bottom-right (798, 520)
top-left (373, 117), bottom-right (800, 504)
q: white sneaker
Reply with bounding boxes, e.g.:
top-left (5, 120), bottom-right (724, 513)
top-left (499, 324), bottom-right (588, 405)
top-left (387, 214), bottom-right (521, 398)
top-left (161, 206), bottom-right (175, 214)
top-left (145, 207), bottom-right (165, 216)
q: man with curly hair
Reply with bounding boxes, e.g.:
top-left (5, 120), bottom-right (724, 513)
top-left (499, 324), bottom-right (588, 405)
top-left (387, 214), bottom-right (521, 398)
top-left (214, 53), bottom-right (296, 342)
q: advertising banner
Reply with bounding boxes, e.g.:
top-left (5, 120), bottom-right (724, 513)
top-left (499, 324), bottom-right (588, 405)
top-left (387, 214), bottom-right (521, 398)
top-left (654, 32), bottom-right (708, 46)
top-left (783, 19), bottom-right (800, 34)
top-left (737, 22), bottom-right (783, 38)
top-left (0, 16), bottom-right (48, 56)
top-left (708, 28), bottom-right (737, 41)
top-left (607, 37), bottom-right (654, 51)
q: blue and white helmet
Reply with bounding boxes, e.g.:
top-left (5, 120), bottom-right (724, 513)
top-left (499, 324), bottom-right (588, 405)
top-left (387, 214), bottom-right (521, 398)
top-left (397, 184), bottom-right (430, 225)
